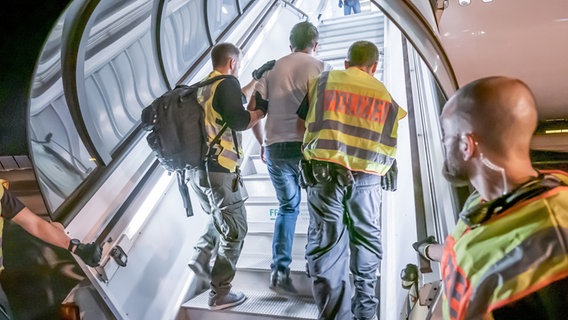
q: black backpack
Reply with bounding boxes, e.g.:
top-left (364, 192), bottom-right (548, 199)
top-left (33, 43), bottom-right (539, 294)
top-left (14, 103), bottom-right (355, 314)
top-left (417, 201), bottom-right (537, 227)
top-left (141, 75), bottom-right (233, 217)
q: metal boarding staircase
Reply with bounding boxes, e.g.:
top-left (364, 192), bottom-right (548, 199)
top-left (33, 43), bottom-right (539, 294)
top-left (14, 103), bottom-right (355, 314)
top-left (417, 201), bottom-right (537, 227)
top-left (317, 8), bottom-right (385, 79)
top-left (181, 4), bottom-right (386, 320)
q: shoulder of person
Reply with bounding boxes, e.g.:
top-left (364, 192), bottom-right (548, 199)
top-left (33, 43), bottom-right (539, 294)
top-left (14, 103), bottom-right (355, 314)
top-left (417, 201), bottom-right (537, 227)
top-left (219, 75), bottom-right (239, 84)
top-left (216, 75), bottom-right (240, 90)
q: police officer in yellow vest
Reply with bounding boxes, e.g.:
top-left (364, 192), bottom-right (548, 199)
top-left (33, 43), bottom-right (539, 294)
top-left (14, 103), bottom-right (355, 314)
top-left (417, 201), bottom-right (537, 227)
top-left (186, 43), bottom-right (270, 310)
top-left (414, 77), bottom-right (568, 319)
top-left (0, 180), bottom-right (100, 319)
top-left (297, 40), bottom-right (407, 320)
top-left (435, 77), bottom-right (568, 319)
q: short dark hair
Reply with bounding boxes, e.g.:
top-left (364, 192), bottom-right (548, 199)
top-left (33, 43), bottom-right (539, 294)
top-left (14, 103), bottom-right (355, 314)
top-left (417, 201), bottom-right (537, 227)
top-left (289, 21), bottom-right (319, 51)
top-left (347, 41), bottom-right (379, 67)
top-left (211, 43), bottom-right (241, 67)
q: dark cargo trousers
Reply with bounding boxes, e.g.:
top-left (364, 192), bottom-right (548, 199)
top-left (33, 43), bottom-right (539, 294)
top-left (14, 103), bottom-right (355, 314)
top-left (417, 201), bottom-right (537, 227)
top-left (188, 169), bottom-right (248, 295)
top-left (306, 171), bottom-right (382, 320)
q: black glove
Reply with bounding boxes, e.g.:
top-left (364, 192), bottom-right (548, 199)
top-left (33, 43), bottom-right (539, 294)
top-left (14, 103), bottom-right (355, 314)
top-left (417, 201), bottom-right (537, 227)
top-left (412, 236), bottom-right (438, 261)
top-left (381, 159), bottom-right (398, 191)
top-left (338, 0), bottom-right (343, 8)
top-left (74, 242), bottom-right (102, 267)
top-left (252, 60), bottom-right (275, 80)
top-left (254, 91), bottom-right (268, 115)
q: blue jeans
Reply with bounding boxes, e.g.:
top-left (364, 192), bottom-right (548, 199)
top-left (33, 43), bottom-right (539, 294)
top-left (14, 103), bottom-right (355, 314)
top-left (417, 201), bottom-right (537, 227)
top-left (265, 142), bottom-right (303, 272)
top-left (306, 168), bottom-right (382, 320)
top-left (344, 0), bottom-right (361, 15)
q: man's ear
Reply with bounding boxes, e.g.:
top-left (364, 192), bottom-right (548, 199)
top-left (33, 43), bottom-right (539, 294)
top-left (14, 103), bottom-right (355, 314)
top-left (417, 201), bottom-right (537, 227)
top-left (229, 57), bottom-right (236, 71)
top-left (460, 133), bottom-right (477, 161)
top-left (313, 42), bottom-right (319, 52)
top-left (344, 60), bottom-right (350, 69)
top-left (370, 61), bottom-right (378, 74)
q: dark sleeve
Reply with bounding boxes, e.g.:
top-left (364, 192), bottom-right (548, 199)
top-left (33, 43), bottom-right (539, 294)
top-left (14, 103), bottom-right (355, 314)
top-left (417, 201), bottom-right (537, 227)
top-left (296, 94), bottom-right (309, 120)
top-left (492, 277), bottom-right (568, 320)
top-left (212, 78), bottom-right (250, 131)
top-left (1, 187), bottom-right (25, 220)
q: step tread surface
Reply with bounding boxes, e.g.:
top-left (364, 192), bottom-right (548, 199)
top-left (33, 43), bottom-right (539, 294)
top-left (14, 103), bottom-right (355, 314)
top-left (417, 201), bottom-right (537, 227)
top-left (237, 254), bottom-right (307, 272)
top-left (182, 288), bottom-right (317, 319)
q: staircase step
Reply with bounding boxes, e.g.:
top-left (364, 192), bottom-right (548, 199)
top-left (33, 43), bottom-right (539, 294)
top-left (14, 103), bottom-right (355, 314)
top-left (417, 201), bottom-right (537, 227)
top-left (246, 199), bottom-right (309, 224)
top-left (316, 11), bottom-right (385, 64)
top-left (319, 10), bottom-right (379, 26)
top-left (242, 174), bottom-right (277, 198)
top-left (318, 40), bottom-right (383, 61)
top-left (319, 21), bottom-right (384, 41)
top-left (181, 288), bottom-right (318, 320)
top-left (243, 231), bottom-right (308, 258)
top-left (249, 154), bottom-right (268, 175)
top-left (319, 31), bottom-right (383, 50)
top-left (234, 254), bottom-right (312, 296)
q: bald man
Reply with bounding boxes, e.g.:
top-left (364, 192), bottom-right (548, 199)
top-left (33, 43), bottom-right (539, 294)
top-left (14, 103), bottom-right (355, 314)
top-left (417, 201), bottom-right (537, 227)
top-left (428, 76), bottom-right (568, 319)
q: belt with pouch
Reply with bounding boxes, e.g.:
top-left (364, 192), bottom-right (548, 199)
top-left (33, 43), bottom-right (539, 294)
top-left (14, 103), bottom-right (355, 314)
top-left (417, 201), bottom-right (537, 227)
top-left (299, 159), bottom-right (355, 188)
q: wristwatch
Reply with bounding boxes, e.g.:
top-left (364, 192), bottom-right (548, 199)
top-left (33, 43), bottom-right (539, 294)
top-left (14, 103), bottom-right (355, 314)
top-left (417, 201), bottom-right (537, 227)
top-left (68, 238), bottom-right (80, 253)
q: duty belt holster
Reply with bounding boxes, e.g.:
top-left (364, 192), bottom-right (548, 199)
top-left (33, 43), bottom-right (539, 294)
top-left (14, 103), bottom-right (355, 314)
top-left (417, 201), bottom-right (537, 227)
top-left (299, 159), bottom-right (354, 188)
top-left (299, 159), bottom-right (316, 188)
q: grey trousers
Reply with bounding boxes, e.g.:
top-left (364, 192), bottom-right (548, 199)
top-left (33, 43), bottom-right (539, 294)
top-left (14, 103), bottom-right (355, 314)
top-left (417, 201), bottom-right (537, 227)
top-left (306, 172), bottom-right (382, 320)
top-left (188, 169), bottom-right (248, 295)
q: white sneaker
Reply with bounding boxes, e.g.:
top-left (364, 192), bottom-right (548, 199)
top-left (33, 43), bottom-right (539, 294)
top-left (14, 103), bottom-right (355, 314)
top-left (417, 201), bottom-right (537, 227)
top-left (208, 290), bottom-right (246, 310)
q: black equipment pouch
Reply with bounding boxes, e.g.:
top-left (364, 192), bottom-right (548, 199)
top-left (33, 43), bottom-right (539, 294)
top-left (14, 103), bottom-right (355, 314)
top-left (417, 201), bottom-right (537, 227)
top-left (333, 165), bottom-right (354, 187)
top-left (299, 159), bottom-right (317, 188)
top-left (312, 161), bottom-right (332, 184)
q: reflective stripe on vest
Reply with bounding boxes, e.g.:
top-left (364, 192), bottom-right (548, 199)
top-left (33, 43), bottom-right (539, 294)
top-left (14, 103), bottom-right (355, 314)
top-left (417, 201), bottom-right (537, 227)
top-left (198, 70), bottom-right (242, 172)
top-left (303, 69), bottom-right (406, 175)
top-left (441, 172), bottom-right (568, 320)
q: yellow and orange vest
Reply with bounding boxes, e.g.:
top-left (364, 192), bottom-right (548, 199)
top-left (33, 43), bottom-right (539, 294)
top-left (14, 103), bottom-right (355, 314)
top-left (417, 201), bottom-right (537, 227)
top-left (302, 68), bottom-right (406, 175)
top-left (441, 170), bottom-right (568, 319)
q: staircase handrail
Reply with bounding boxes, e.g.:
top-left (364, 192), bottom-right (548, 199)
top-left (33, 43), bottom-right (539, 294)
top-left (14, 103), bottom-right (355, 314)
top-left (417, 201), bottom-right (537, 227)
top-left (279, 0), bottom-right (309, 20)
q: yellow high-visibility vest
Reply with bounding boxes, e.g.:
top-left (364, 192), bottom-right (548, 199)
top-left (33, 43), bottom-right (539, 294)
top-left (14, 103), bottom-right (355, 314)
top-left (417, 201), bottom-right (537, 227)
top-left (441, 171), bottom-right (568, 320)
top-left (198, 71), bottom-right (242, 172)
top-left (303, 68), bottom-right (406, 175)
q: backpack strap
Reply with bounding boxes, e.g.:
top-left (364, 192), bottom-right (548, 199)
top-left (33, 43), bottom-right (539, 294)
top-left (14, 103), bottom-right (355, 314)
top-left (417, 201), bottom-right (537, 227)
top-left (231, 129), bottom-right (240, 160)
top-left (178, 74), bottom-right (236, 90)
top-left (206, 123), bottom-right (229, 159)
top-left (176, 169), bottom-right (194, 217)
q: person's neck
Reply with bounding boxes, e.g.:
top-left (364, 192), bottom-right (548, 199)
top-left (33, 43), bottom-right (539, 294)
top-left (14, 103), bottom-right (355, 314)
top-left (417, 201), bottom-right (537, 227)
top-left (474, 160), bottom-right (539, 201)
top-left (294, 48), bottom-right (313, 55)
top-left (213, 67), bottom-right (231, 75)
